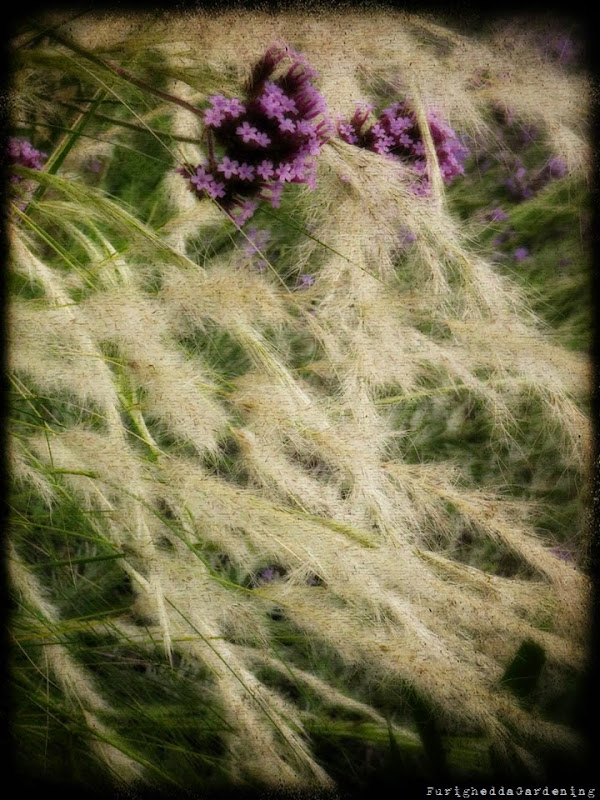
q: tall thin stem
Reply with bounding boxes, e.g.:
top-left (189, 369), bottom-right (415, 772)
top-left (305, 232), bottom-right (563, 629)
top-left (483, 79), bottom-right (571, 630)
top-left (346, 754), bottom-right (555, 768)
top-left (39, 28), bottom-right (206, 121)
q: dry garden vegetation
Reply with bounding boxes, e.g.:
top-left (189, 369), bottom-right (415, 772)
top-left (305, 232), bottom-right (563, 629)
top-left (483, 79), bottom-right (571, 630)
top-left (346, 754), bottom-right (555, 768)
top-left (6, 9), bottom-right (593, 795)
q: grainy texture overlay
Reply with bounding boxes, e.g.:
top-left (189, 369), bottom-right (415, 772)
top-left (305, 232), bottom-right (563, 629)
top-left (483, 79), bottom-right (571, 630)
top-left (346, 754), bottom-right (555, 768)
top-left (6, 9), bottom-right (593, 795)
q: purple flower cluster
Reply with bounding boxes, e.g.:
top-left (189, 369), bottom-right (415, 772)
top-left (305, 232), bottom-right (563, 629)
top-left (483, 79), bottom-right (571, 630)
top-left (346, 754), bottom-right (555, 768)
top-left (504, 160), bottom-right (533, 201)
top-left (337, 100), bottom-right (468, 194)
top-left (178, 44), bottom-right (331, 226)
top-left (537, 32), bottom-right (579, 65)
top-left (242, 226), bottom-right (271, 271)
top-left (7, 137), bottom-right (47, 184)
top-left (492, 104), bottom-right (539, 153)
top-left (504, 155), bottom-right (568, 202)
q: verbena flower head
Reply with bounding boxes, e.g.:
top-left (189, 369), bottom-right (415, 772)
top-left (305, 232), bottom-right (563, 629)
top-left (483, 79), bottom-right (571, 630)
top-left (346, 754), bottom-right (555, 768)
top-left (179, 44), bottom-right (331, 226)
top-left (337, 100), bottom-right (468, 195)
top-left (504, 159), bottom-right (533, 201)
top-left (502, 153), bottom-right (568, 204)
top-left (7, 137), bottom-right (47, 184)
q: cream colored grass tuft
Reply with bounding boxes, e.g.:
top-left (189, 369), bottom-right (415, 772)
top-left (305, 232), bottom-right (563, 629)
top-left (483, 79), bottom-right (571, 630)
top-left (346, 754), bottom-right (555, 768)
top-left (9, 10), bottom-right (590, 790)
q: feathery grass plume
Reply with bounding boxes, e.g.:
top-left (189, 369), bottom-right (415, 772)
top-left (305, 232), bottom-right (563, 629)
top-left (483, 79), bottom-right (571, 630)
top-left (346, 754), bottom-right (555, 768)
top-left (80, 289), bottom-right (227, 455)
top-left (8, 10), bottom-right (591, 791)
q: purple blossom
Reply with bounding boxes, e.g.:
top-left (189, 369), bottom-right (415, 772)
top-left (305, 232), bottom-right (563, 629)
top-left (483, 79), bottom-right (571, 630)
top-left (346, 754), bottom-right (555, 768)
top-left (256, 565), bottom-right (287, 584)
top-left (410, 181), bottom-right (430, 197)
top-left (217, 156), bottom-right (240, 179)
top-left (208, 94), bottom-right (228, 111)
top-left (242, 227), bottom-right (271, 272)
top-left (493, 229), bottom-right (514, 246)
top-left (337, 99), bottom-right (468, 192)
top-left (237, 163), bottom-right (255, 181)
top-left (295, 119), bottom-right (315, 137)
top-left (206, 180), bottom-right (226, 199)
top-left (190, 165), bottom-right (216, 192)
top-left (7, 137), bottom-right (47, 181)
top-left (488, 207), bottom-right (509, 222)
top-left (503, 152), bottom-right (567, 203)
top-left (259, 567), bottom-right (276, 583)
top-left (399, 226), bottom-right (417, 245)
top-left (204, 108), bottom-right (225, 128)
top-left (280, 95), bottom-right (298, 114)
top-left (519, 124), bottom-right (538, 145)
top-left (224, 97), bottom-right (246, 118)
top-left (301, 138), bottom-right (322, 157)
top-left (278, 117), bottom-right (296, 134)
top-left (545, 156), bottom-right (568, 179)
top-left (264, 182), bottom-right (283, 208)
top-left (538, 32), bottom-right (578, 65)
top-left (504, 162), bottom-right (532, 201)
top-left (276, 162), bottom-right (295, 182)
top-left (231, 199), bottom-right (259, 226)
top-left (256, 160), bottom-right (275, 180)
top-left (254, 131), bottom-right (272, 147)
top-left (296, 274), bottom-right (315, 289)
top-left (179, 43), bottom-right (330, 226)
top-left (244, 227), bottom-right (271, 257)
top-left (338, 121), bottom-right (358, 144)
top-left (305, 168), bottom-right (317, 191)
top-left (513, 247), bottom-right (529, 262)
top-left (237, 121), bottom-right (259, 143)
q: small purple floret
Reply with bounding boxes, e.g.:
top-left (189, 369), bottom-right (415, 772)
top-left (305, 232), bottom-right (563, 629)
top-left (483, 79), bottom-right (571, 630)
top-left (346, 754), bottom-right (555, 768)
top-left (546, 156), bottom-right (568, 179)
top-left (217, 156), bottom-right (239, 178)
top-left (488, 208), bottom-right (509, 222)
top-left (513, 247), bottom-right (529, 262)
top-left (296, 274), bottom-right (315, 289)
